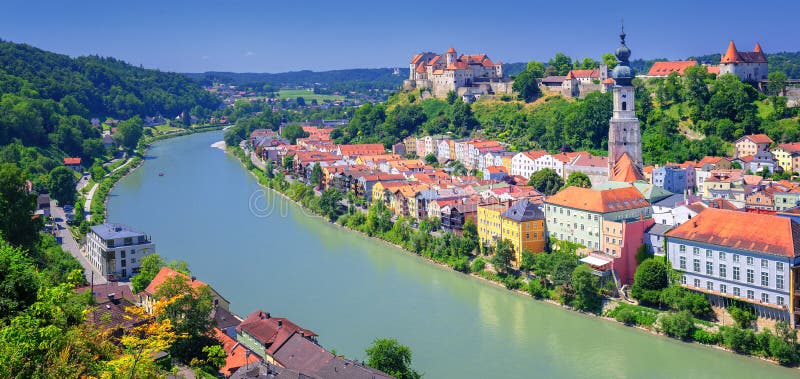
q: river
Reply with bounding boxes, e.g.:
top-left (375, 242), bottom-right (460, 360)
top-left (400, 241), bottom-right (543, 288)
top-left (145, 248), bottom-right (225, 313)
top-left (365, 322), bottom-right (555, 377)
top-left (107, 131), bottom-right (798, 379)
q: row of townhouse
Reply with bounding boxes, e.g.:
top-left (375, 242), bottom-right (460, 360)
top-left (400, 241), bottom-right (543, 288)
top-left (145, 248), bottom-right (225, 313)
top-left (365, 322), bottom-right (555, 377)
top-left (509, 150), bottom-right (610, 186)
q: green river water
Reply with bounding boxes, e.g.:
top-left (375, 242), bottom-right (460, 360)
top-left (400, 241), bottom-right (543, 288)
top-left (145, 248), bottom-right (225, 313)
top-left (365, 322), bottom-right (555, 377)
top-left (107, 131), bottom-right (799, 378)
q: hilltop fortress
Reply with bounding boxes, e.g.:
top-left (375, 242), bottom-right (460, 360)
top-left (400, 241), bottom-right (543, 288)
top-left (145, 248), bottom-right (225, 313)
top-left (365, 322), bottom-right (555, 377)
top-left (403, 47), bottom-right (513, 100)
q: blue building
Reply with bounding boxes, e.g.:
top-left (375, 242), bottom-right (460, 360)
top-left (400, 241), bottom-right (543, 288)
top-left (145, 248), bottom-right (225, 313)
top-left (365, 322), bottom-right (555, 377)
top-left (652, 165), bottom-right (687, 194)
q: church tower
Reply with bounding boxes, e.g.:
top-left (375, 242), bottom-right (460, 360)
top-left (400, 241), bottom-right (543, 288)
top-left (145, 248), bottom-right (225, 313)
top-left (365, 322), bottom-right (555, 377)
top-left (607, 26), bottom-right (643, 181)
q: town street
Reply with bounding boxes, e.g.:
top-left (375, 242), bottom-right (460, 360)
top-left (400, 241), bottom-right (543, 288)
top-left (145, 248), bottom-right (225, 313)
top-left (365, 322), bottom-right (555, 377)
top-left (50, 200), bottom-right (107, 285)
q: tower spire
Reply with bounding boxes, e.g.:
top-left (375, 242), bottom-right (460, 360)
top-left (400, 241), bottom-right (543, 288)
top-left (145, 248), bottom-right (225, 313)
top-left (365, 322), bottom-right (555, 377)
top-left (620, 18), bottom-right (625, 43)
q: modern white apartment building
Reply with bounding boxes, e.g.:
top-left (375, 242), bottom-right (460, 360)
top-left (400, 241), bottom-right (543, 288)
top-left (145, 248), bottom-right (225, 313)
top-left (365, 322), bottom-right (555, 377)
top-left (86, 223), bottom-right (155, 281)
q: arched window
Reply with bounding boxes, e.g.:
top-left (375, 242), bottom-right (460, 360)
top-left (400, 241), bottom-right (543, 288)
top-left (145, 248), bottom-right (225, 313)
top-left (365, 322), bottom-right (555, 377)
top-left (622, 101), bottom-right (627, 111)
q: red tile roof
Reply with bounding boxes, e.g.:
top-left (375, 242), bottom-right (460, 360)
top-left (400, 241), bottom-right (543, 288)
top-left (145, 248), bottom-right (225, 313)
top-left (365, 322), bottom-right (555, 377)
top-left (338, 144), bottom-right (385, 157)
top-left (522, 150), bottom-right (548, 161)
top-left (739, 133), bottom-right (774, 145)
top-left (610, 153), bottom-right (644, 182)
top-left (64, 157), bottom-right (81, 165)
top-left (721, 41), bottom-right (767, 64)
top-left (566, 69), bottom-right (600, 79)
top-left (546, 186), bottom-right (650, 214)
top-left (667, 208), bottom-right (800, 257)
top-left (213, 328), bottom-right (261, 376)
top-left (646, 61), bottom-right (698, 76)
top-left (706, 65), bottom-right (720, 75)
top-left (237, 310), bottom-right (317, 355)
top-left (778, 142), bottom-right (800, 153)
top-left (447, 46), bottom-right (456, 54)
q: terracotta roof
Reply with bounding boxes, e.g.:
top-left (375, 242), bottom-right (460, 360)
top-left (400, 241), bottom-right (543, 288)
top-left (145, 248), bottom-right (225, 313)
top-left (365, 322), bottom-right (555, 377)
top-left (778, 142), bottom-right (800, 153)
top-left (546, 186), bottom-right (650, 213)
top-left (706, 65), bottom-right (720, 75)
top-left (338, 144), bottom-right (385, 157)
top-left (721, 41), bottom-right (767, 64)
top-left (521, 150), bottom-right (548, 161)
top-left (570, 152), bottom-right (607, 168)
top-left (447, 46), bottom-right (456, 54)
top-left (667, 208), bottom-right (800, 258)
top-left (416, 64), bottom-right (426, 73)
top-left (428, 55), bottom-right (441, 66)
top-left (566, 69), bottom-right (600, 79)
top-left (603, 78), bottom-right (615, 84)
top-left (64, 157), bottom-right (81, 165)
top-left (645, 61), bottom-right (698, 76)
top-left (551, 151), bottom-right (581, 164)
top-left (487, 165), bottom-right (507, 174)
top-left (214, 328), bottom-right (261, 377)
top-left (738, 133), bottom-right (773, 145)
top-left (610, 153), bottom-right (644, 182)
top-left (237, 310), bottom-right (317, 356)
top-left (143, 267), bottom-right (208, 296)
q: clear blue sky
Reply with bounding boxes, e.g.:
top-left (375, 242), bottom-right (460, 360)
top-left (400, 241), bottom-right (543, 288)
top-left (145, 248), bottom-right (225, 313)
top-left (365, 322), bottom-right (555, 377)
top-left (2, 0), bottom-right (797, 73)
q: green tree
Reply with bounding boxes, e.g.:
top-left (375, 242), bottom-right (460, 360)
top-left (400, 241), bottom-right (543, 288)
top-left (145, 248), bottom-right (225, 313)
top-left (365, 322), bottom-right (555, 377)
top-left (0, 239), bottom-right (40, 322)
top-left (602, 53), bottom-right (618, 70)
top-left (47, 166), bottom-right (77, 205)
top-left (548, 53), bottom-right (573, 76)
top-left (311, 162), bottom-right (323, 187)
top-left (264, 158), bottom-right (275, 179)
top-left (660, 310), bottom-right (695, 340)
top-left (115, 116), bottom-right (144, 151)
top-left (513, 61), bottom-right (544, 102)
top-left (526, 61), bottom-right (546, 79)
top-left (445, 90), bottom-right (458, 105)
top-left (155, 275), bottom-right (215, 365)
top-left (90, 161), bottom-right (106, 181)
top-left (491, 239), bottom-right (515, 274)
top-left (630, 258), bottom-right (669, 305)
top-left (318, 189), bottom-right (343, 221)
top-left (519, 249), bottom-right (535, 271)
top-left (131, 253), bottom-right (166, 293)
top-left (571, 264), bottom-right (601, 312)
top-left (0, 164), bottom-right (41, 249)
top-left (527, 168), bottom-right (564, 195)
top-left (282, 154), bottom-right (295, 170)
top-left (424, 153), bottom-right (437, 166)
top-left (365, 338), bottom-right (421, 379)
top-left (767, 71), bottom-right (788, 96)
top-left (281, 123), bottom-right (308, 144)
top-left (563, 171), bottom-right (591, 189)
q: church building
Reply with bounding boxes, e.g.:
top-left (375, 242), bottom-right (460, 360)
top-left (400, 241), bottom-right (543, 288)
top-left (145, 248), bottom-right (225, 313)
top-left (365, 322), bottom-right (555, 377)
top-left (607, 28), bottom-right (644, 182)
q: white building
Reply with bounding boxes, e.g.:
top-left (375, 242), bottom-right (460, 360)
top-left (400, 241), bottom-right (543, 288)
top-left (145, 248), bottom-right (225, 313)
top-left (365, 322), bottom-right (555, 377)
top-left (719, 41), bottom-right (768, 83)
top-left (405, 47), bottom-right (511, 98)
top-left (666, 209), bottom-right (799, 325)
top-left (510, 150), bottom-right (547, 178)
top-left (86, 223), bottom-right (155, 281)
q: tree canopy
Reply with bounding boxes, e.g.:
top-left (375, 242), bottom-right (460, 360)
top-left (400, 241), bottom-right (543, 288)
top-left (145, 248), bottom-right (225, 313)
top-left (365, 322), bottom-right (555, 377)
top-left (365, 338), bottom-right (421, 379)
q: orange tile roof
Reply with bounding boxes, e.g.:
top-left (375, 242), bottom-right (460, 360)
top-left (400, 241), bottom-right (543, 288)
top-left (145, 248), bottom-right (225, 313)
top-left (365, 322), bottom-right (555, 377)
top-left (546, 186), bottom-right (649, 213)
top-left (721, 41), bottom-right (741, 63)
top-left (551, 151), bottom-right (581, 164)
top-left (213, 328), bottom-right (261, 376)
top-left (447, 47), bottom-right (456, 53)
top-left (522, 150), bottom-right (548, 161)
top-left (410, 54), bottom-right (424, 65)
top-left (428, 55), bottom-right (441, 66)
top-left (645, 61), bottom-right (698, 76)
top-left (778, 142), bottom-right (800, 153)
top-left (603, 78), bottom-right (615, 84)
top-left (338, 144), bottom-right (385, 156)
top-left (566, 69), bottom-right (600, 79)
top-left (486, 165), bottom-right (507, 174)
top-left (666, 208), bottom-right (800, 258)
top-left (610, 153), bottom-right (644, 182)
top-left (739, 133), bottom-right (773, 144)
top-left (143, 267), bottom-right (208, 296)
top-left (706, 65), bottom-right (720, 75)
top-left (64, 157), bottom-right (81, 165)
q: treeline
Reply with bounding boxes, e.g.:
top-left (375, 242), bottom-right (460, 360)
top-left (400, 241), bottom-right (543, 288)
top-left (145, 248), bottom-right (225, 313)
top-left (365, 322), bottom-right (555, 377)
top-left (187, 68), bottom-right (406, 94)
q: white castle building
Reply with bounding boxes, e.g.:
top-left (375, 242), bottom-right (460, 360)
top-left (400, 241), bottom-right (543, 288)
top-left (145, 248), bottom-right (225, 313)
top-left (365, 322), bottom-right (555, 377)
top-left (404, 47), bottom-right (512, 100)
top-left (719, 40), bottom-right (768, 83)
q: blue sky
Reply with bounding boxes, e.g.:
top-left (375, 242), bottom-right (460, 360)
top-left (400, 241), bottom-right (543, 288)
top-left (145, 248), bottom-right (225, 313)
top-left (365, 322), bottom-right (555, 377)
top-left (2, 0), bottom-right (797, 73)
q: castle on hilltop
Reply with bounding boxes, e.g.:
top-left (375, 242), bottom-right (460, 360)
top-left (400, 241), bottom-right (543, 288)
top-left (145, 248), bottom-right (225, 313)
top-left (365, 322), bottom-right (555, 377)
top-left (403, 47), bottom-right (512, 101)
top-left (720, 40), bottom-right (768, 83)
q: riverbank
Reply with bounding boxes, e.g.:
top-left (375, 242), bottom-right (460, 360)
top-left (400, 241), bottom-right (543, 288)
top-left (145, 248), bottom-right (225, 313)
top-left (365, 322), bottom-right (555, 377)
top-left (225, 144), bottom-right (800, 369)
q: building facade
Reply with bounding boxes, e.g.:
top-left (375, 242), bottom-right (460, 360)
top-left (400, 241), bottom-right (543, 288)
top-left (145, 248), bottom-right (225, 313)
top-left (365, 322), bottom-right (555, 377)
top-left (666, 209), bottom-right (800, 325)
top-left (405, 47), bottom-right (511, 99)
top-left (500, 199), bottom-right (547, 263)
top-left (86, 223), bottom-right (154, 280)
top-left (652, 165), bottom-right (688, 194)
top-left (719, 41), bottom-right (768, 83)
top-left (607, 29), bottom-right (643, 181)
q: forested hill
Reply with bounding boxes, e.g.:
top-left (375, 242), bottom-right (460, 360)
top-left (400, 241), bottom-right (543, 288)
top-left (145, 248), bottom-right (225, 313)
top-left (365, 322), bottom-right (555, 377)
top-left (0, 39), bottom-right (221, 190)
top-left (0, 39), bottom-right (219, 119)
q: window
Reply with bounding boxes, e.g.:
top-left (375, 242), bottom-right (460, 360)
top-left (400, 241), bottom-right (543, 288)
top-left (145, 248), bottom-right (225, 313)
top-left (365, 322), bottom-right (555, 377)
top-left (719, 264), bottom-right (727, 278)
top-left (777, 262), bottom-right (784, 271)
top-left (761, 293), bottom-right (769, 303)
top-left (777, 274), bottom-right (784, 290)
top-left (747, 269), bottom-right (754, 284)
top-left (733, 267), bottom-right (740, 281)
top-left (761, 259), bottom-right (768, 269)
top-left (778, 296), bottom-right (785, 306)
top-left (719, 251), bottom-right (726, 260)
top-left (747, 290), bottom-right (754, 300)
top-left (746, 256), bottom-right (754, 266)
top-left (131, 258), bottom-right (136, 264)
top-left (679, 245), bottom-right (686, 253)
top-left (761, 272), bottom-right (769, 287)
top-left (693, 278), bottom-right (700, 287)
top-left (693, 259), bottom-right (700, 273)
top-left (720, 284), bottom-right (727, 294)
top-left (121, 251), bottom-right (126, 259)
top-left (706, 249), bottom-right (713, 258)
top-left (693, 247), bottom-right (700, 256)
top-left (706, 262), bottom-right (713, 275)
top-left (679, 257), bottom-right (686, 270)
top-left (706, 281), bottom-right (713, 291)
top-left (733, 254), bottom-right (740, 263)
top-left (121, 259), bottom-right (126, 267)
top-left (680, 275), bottom-right (687, 285)
top-left (733, 287), bottom-right (741, 297)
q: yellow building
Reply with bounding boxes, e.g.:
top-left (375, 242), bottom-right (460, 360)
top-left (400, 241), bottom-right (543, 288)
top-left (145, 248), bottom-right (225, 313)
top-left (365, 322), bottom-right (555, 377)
top-left (500, 199), bottom-right (546, 264)
top-left (477, 203), bottom-right (508, 249)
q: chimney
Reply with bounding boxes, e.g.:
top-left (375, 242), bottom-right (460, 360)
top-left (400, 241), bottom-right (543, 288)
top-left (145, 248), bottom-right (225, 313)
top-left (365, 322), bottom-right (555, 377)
top-left (277, 320), bottom-right (283, 327)
top-left (107, 292), bottom-right (115, 301)
top-left (191, 276), bottom-right (196, 282)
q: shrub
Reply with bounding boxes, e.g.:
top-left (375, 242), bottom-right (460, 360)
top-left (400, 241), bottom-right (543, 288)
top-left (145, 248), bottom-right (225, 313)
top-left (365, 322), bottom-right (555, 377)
top-left (502, 274), bottom-right (522, 290)
top-left (614, 307), bottom-right (638, 326)
top-left (728, 301), bottom-right (757, 329)
top-left (526, 278), bottom-right (547, 299)
top-left (692, 329), bottom-right (721, 345)
top-left (631, 259), bottom-right (669, 304)
top-left (722, 326), bottom-right (756, 354)
top-left (470, 258), bottom-right (485, 273)
top-left (660, 311), bottom-right (695, 340)
top-left (450, 256), bottom-right (470, 273)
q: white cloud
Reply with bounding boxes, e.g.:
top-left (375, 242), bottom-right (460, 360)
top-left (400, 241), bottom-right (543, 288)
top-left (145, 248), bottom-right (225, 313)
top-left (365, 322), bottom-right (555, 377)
top-left (201, 55), bottom-right (210, 60)
top-left (244, 51), bottom-right (254, 57)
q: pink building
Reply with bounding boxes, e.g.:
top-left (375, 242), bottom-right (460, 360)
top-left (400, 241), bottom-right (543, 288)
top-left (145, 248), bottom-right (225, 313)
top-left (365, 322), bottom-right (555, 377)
top-left (600, 217), bottom-right (655, 285)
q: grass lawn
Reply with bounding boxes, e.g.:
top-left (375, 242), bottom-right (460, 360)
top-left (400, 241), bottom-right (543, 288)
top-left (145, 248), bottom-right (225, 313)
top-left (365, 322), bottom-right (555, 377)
top-left (149, 123), bottom-right (182, 135)
top-left (278, 89), bottom-right (344, 102)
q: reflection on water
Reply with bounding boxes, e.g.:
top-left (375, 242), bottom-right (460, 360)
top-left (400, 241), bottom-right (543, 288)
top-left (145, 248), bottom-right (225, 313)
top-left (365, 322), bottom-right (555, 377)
top-left (108, 131), bottom-right (800, 379)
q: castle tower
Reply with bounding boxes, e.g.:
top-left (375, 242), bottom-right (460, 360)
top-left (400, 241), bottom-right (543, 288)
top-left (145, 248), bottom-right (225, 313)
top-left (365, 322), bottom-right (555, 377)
top-left (446, 47), bottom-right (456, 66)
top-left (608, 26), bottom-right (643, 181)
